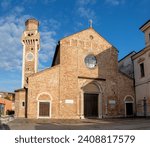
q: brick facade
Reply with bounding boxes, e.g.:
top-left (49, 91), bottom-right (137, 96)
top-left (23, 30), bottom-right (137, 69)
top-left (15, 19), bottom-right (135, 119)
top-left (15, 89), bottom-right (26, 117)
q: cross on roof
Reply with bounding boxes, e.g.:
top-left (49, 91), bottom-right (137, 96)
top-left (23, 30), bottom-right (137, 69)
top-left (89, 19), bottom-right (93, 28)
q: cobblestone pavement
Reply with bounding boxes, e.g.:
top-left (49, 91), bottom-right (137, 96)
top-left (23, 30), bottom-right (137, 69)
top-left (0, 118), bottom-right (149, 130)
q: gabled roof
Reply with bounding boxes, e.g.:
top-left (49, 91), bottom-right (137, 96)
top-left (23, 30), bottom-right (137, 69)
top-left (61, 27), bottom-right (117, 50)
top-left (0, 91), bottom-right (15, 94)
top-left (132, 44), bottom-right (150, 60)
top-left (139, 19), bottom-right (150, 32)
top-left (119, 51), bottom-right (136, 62)
top-left (28, 64), bottom-right (60, 78)
top-left (51, 27), bottom-right (118, 67)
top-left (14, 88), bottom-right (25, 92)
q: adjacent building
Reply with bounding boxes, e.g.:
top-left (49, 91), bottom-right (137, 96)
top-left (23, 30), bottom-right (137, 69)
top-left (132, 20), bottom-right (150, 116)
top-left (118, 51), bottom-right (136, 78)
top-left (0, 92), bottom-right (15, 115)
top-left (15, 18), bottom-right (135, 119)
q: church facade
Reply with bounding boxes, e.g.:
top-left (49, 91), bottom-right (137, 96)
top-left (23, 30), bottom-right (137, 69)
top-left (15, 18), bottom-right (135, 119)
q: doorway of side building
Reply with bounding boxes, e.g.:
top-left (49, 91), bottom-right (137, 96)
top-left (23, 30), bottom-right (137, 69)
top-left (124, 96), bottom-right (134, 117)
top-left (38, 101), bottom-right (51, 118)
top-left (125, 103), bottom-right (133, 116)
top-left (84, 93), bottom-right (99, 118)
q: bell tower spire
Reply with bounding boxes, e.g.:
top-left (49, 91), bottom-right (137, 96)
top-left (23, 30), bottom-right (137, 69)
top-left (21, 18), bottom-right (40, 88)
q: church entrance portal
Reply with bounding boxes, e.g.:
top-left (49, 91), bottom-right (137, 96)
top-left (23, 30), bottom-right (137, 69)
top-left (84, 93), bottom-right (99, 118)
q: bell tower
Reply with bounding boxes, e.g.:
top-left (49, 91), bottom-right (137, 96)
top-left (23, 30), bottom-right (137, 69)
top-left (21, 18), bottom-right (40, 88)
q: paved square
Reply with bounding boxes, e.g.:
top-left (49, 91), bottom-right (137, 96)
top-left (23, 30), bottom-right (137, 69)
top-left (1, 118), bottom-right (150, 130)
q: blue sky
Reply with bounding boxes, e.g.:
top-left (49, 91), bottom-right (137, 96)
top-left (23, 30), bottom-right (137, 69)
top-left (0, 0), bottom-right (150, 92)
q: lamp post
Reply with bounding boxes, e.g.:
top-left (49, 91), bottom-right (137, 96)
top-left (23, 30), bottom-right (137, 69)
top-left (143, 97), bottom-right (147, 118)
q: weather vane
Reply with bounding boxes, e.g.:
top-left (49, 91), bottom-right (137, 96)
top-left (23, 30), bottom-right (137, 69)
top-left (89, 19), bottom-right (93, 28)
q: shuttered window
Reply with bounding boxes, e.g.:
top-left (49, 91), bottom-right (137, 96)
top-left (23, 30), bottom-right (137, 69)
top-left (39, 102), bottom-right (50, 117)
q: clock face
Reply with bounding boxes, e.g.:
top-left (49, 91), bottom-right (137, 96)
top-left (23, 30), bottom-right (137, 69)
top-left (84, 54), bottom-right (97, 69)
top-left (26, 52), bottom-right (34, 61)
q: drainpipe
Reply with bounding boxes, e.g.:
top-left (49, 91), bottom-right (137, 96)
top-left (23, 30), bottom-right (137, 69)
top-left (24, 87), bottom-right (28, 118)
top-left (132, 57), bottom-right (136, 117)
top-left (143, 97), bottom-right (147, 118)
top-left (24, 75), bottom-right (28, 119)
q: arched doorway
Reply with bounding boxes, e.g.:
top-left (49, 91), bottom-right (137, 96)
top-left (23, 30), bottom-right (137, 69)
top-left (82, 82), bottom-right (102, 118)
top-left (124, 96), bottom-right (134, 117)
top-left (36, 92), bottom-right (52, 118)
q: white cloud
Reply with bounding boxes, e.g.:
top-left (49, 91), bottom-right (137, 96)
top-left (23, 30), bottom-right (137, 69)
top-left (0, 79), bottom-right (21, 92)
top-left (78, 7), bottom-right (95, 19)
top-left (0, 6), bottom-right (58, 71)
top-left (0, 11), bottom-right (30, 71)
top-left (21, 0), bottom-right (56, 5)
top-left (13, 6), bottom-right (24, 13)
top-left (39, 31), bottom-right (57, 66)
top-left (42, 0), bottom-right (56, 4)
top-left (41, 18), bottom-right (61, 31)
top-left (76, 0), bottom-right (96, 19)
top-left (105, 0), bottom-right (125, 6)
top-left (38, 19), bottom-right (60, 70)
top-left (78, 0), bottom-right (96, 5)
top-left (1, 0), bottom-right (11, 9)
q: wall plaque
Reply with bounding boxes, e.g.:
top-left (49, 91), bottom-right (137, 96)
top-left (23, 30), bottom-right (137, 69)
top-left (109, 100), bottom-right (116, 105)
top-left (65, 99), bottom-right (74, 104)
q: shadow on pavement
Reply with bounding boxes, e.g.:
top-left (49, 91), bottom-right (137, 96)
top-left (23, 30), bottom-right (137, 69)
top-left (4, 117), bottom-right (150, 130)
top-left (2, 124), bottom-right (10, 130)
top-left (0, 123), bottom-right (10, 130)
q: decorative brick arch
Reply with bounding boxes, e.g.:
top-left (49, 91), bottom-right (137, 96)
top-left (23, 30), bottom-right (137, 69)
top-left (124, 95), bottom-right (134, 102)
top-left (81, 80), bottom-right (103, 94)
top-left (124, 95), bottom-right (135, 117)
top-left (36, 92), bottom-right (53, 101)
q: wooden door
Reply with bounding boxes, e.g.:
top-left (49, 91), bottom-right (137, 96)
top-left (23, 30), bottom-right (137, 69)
top-left (84, 93), bottom-right (98, 118)
top-left (39, 102), bottom-right (50, 117)
top-left (126, 103), bottom-right (133, 116)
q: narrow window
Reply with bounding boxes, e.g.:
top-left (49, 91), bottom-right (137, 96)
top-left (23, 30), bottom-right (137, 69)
top-left (22, 101), bottom-right (25, 107)
top-left (140, 63), bottom-right (145, 77)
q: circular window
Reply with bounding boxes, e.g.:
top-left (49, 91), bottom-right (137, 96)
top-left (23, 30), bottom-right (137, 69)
top-left (90, 35), bottom-right (94, 40)
top-left (84, 54), bottom-right (97, 69)
top-left (26, 52), bottom-right (34, 61)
